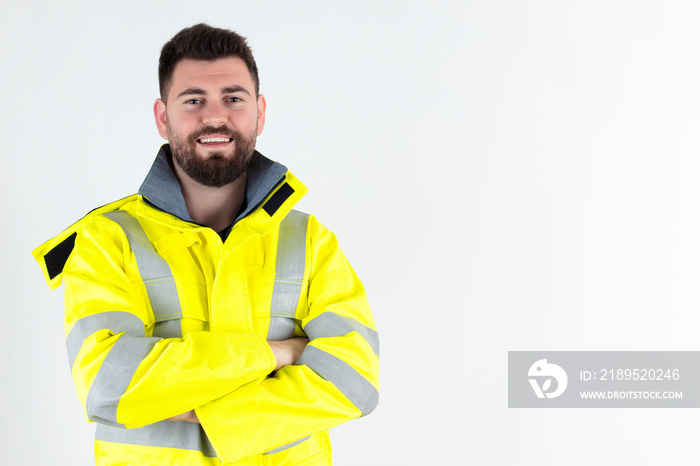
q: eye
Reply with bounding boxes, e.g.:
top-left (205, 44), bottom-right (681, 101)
top-left (184, 98), bottom-right (202, 105)
top-left (226, 96), bottom-right (242, 103)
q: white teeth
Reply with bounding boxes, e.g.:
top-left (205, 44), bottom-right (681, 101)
top-left (199, 137), bottom-right (231, 143)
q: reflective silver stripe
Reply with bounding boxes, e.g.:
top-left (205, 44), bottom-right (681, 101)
top-left (86, 333), bottom-right (161, 427)
top-left (267, 210), bottom-right (309, 340)
top-left (95, 421), bottom-right (217, 458)
top-left (264, 436), bottom-right (311, 455)
top-left (102, 211), bottom-right (184, 329)
top-left (297, 346), bottom-right (379, 416)
top-left (66, 311), bottom-right (145, 370)
top-left (153, 318), bottom-right (183, 339)
top-left (304, 312), bottom-right (380, 357)
top-left (267, 316), bottom-right (296, 341)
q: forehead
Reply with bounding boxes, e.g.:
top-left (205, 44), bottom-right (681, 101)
top-left (168, 57), bottom-right (254, 96)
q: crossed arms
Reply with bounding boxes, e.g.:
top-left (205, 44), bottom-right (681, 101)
top-left (64, 214), bottom-right (379, 462)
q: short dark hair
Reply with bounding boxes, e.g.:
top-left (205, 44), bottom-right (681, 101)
top-left (158, 23), bottom-right (259, 101)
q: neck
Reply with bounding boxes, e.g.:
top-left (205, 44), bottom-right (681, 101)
top-left (171, 159), bottom-right (246, 233)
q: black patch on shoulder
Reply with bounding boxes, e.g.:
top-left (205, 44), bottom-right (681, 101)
top-left (262, 183), bottom-right (294, 217)
top-left (45, 232), bottom-right (77, 280)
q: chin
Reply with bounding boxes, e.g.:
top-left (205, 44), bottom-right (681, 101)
top-left (195, 147), bottom-right (235, 160)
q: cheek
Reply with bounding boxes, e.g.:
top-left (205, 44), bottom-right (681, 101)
top-left (167, 115), bottom-right (197, 138)
top-left (241, 113), bottom-right (261, 134)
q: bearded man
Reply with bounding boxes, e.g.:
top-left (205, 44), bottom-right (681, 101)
top-left (33, 23), bottom-right (379, 466)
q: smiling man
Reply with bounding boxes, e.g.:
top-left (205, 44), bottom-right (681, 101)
top-left (33, 24), bottom-right (379, 466)
top-left (157, 56), bottom-right (265, 233)
top-left (163, 59), bottom-right (262, 188)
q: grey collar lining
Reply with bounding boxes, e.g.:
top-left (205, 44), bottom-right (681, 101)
top-left (138, 144), bottom-right (287, 226)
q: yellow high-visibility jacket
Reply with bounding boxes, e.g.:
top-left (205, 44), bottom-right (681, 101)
top-left (33, 146), bottom-right (379, 465)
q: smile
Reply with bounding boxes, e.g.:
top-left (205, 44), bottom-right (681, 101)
top-left (198, 137), bottom-right (232, 143)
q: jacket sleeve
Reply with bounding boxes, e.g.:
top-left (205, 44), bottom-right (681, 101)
top-left (195, 215), bottom-right (380, 464)
top-left (63, 215), bottom-right (276, 428)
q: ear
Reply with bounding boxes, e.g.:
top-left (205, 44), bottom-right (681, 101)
top-left (256, 94), bottom-right (267, 136)
top-left (154, 98), bottom-right (168, 140)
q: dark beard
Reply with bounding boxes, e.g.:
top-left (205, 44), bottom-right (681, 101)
top-left (168, 124), bottom-right (256, 188)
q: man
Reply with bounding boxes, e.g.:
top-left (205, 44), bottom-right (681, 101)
top-left (33, 23), bottom-right (379, 465)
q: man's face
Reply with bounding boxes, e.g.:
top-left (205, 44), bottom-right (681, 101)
top-left (154, 57), bottom-right (266, 187)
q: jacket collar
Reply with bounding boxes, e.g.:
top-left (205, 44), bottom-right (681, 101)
top-left (138, 144), bottom-right (288, 224)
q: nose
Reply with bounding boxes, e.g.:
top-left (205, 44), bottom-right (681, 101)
top-left (201, 101), bottom-right (228, 126)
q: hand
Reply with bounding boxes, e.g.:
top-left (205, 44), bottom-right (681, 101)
top-left (168, 410), bottom-right (200, 423)
top-left (267, 338), bottom-right (310, 371)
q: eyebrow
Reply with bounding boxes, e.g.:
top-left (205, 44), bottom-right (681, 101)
top-left (176, 85), bottom-right (251, 99)
top-left (222, 86), bottom-right (251, 96)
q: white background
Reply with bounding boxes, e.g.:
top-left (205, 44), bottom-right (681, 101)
top-left (3, 1), bottom-right (700, 464)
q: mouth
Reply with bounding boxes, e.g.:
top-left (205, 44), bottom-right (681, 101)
top-left (197, 136), bottom-right (233, 146)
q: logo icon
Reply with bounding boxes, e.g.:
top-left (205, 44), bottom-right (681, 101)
top-left (528, 359), bottom-right (568, 399)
